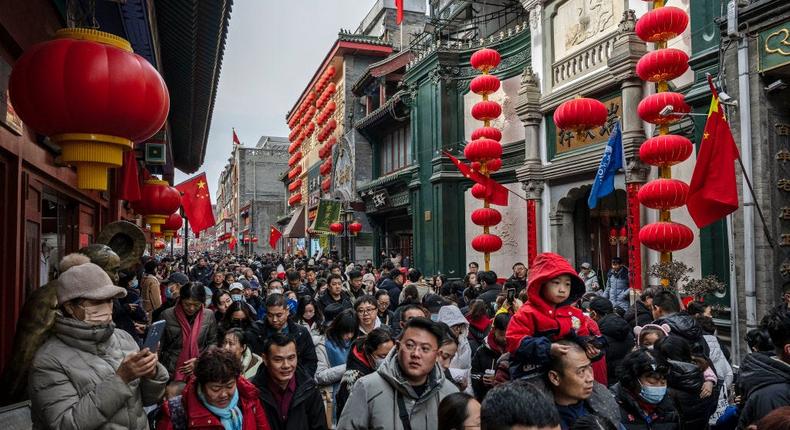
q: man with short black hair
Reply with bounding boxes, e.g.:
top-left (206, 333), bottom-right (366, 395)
top-left (507, 262), bottom-right (528, 293)
top-left (401, 268), bottom-right (431, 302)
top-left (603, 257), bottom-right (630, 313)
top-left (346, 270), bottom-right (365, 301)
top-left (624, 286), bottom-right (659, 327)
top-left (477, 270), bottom-right (502, 309)
top-left (588, 297), bottom-right (633, 383)
top-left (255, 333), bottom-right (327, 430)
top-left (481, 381), bottom-right (561, 430)
top-left (378, 269), bottom-right (405, 311)
top-left (651, 290), bottom-right (707, 355)
top-left (337, 317), bottom-right (457, 429)
top-left (302, 266), bottom-right (318, 297)
top-left (247, 293), bottom-right (317, 375)
top-left (190, 257), bottom-right (214, 286)
top-left (286, 270), bottom-right (303, 294)
top-left (468, 262), bottom-right (479, 274)
top-left (540, 339), bottom-right (620, 429)
top-left (738, 306), bottom-right (790, 429)
top-left (318, 273), bottom-right (352, 311)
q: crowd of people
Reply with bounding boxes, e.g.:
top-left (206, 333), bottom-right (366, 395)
top-left (20, 247), bottom-right (790, 430)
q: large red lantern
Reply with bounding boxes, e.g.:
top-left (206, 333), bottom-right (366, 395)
top-left (636, 49), bottom-right (689, 83)
top-left (154, 240), bottom-right (166, 251)
top-left (329, 222), bottom-right (344, 234)
top-left (470, 48), bottom-right (501, 72)
top-left (638, 92), bottom-right (690, 125)
top-left (553, 98), bottom-right (608, 136)
top-left (162, 212), bottom-right (183, 241)
top-left (471, 126), bottom-right (502, 142)
top-left (288, 166), bottom-right (303, 180)
top-left (131, 179), bottom-right (181, 233)
top-left (320, 159), bottom-right (333, 176)
top-left (288, 151), bottom-right (303, 167)
top-left (288, 193), bottom-right (302, 206)
top-left (471, 208), bottom-right (502, 226)
top-left (639, 222), bottom-right (694, 252)
top-left (470, 75), bottom-right (501, 96)
top-left (321, 178), bottom-right (331, 192)
top-left (464, 138), bottom-right (502, 162)
top-left (288, 179), bottom-right (303, 192)
top-left (471, 183), bottom-right (488, 199)
top-left (349, 221), bottom-right (363, 235)
top-left (635, 6), bottom-right (689, 43)
top-left (471, 101), bottom-right (502, 122)
top-left (472, 234), bottom-right (503, 253)
top-left (639, 135), bottom-right (693, 167)
top-left (638, 179), bottom-right (690, 210)
top-left (487, 158), bottom-right (502, 172)
top-left (9, 28), bottom-right (169, 190)
top-left (288, 140), bottom-right (301, 154)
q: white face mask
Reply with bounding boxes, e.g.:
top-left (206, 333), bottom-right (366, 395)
top-left (78, 302), bottom-right (113, 325)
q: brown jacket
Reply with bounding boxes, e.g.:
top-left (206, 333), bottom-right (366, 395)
top-left (141, 274), bottom-right (162, 320)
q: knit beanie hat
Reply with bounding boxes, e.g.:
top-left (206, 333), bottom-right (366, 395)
top-left (633, 323), bottom-right (671, 344)
top-left (57, 259), bottom-right (127, 305)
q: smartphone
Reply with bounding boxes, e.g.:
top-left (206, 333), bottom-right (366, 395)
top-left (507, 288), bottom-right (516, 302)
top-left (142, 320), bottom-right (166, 353)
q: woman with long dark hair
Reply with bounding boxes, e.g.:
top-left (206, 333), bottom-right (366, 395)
top-left (335, 327), bottom-right (394, 416)
top-left (160, 282), bottom-right (218, 381)
top-left (222, 328), bottom-right (262, 380)
top-left (315, 309), bottom-right (357, 424)
top-left (295, 295), bottom-right (324, 345)
top-left (219, 301), bottom-right (255, 342)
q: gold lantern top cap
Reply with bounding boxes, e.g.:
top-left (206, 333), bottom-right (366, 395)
top-left (55, 28), bottom-right (133, 53)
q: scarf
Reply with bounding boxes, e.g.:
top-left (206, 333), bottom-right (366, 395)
top-left (326, 338), bottom-right (351, 367)
top-left (485, 330), bottom-right (504, 354)
top-left (197, 384), bottom-right (242, 430)
top-left (174, 301), bottom-right (204, 382)
top-left (467, 314), bottom-right (491, 333)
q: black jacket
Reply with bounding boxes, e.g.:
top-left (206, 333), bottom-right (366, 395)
top-left (189, 265), bottom-right (214, 286)
top-left (335, 343), bottom-right (375, 417)
top-left (597, 313), bottom-right (635, 382)
top-left (665, 359), bottom-right (718, 429)
top-left (737, 352), bottom-right (790, 429)
top-left (246, 320), bottom-right (318, 376)
top-left (470, 337), bottom-right (503, 401)
top-left (254, 366), bottom-right (327, 430)
top-left (317, 291), bottom-right (353, 313)
top-left (611, 382), bottom-right (679, 430)
top-left (625, 301), bottom-right (653, 327)
top-left (477, 284), bottom-right (503, 311)
top-left (653, 313), bottom-right (708, 357)
top-left (506, 275), bottom-right (527, 293)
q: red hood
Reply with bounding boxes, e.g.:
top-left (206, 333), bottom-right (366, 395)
top-left (467, 314), bottom-right (492, 332)
top-left (527, 253), bottom-right (585, 311)
top-left (351, 343), bottom-right (371, 368)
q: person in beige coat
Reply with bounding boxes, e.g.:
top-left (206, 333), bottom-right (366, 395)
top-left (141, 259), bottom-right (162, 321)
top-left (29, 256), bottom-right (169, 429)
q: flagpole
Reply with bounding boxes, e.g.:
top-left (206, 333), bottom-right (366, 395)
top-left (182, 213), bottom-right (190, 272)
top-left (735, 155), bottom-right (776, 248)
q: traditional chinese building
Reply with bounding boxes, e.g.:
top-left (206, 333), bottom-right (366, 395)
top-left (0, 0), bottom-right (231, 368)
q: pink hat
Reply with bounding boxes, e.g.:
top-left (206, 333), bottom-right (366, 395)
top-left (633, 323), bottom-right (671, 344)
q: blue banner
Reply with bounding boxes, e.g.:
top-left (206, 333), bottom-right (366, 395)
top-left (588, 122), bottom-right (623, 209)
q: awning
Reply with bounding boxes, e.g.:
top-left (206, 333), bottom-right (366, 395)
top-left (283, 206), bottom-right (306, 238)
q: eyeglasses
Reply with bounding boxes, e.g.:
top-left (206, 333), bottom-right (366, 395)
top-left (401, 340), bottom-right (435, 355)
top-left (356, 307), bottom-right (376, 315)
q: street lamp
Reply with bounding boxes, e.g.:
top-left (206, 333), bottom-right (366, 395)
top-left (341, 204), bottom-right (354, 262)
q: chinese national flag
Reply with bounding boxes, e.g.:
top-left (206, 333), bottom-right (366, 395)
top-left (117, 149), bottom-right (141, 202)
top-left (228, 235), bottom-right (237, 251)
top-left (175, 172), bottom-right (216, 237)
top-left (269, 225), bottom-right (282, 249)
top-left (232, 128), bottom-right (241, 146)
top-left (445, 152), bottom-right (509, 206)
top-left (395, 0), bottom-right (404, 24)
top-left (687, 94), bottom-right (740, 228)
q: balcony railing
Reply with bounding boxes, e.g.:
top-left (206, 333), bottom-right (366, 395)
top-left (551, 34), bottom-right (616, 88)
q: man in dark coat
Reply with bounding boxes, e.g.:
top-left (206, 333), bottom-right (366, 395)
top-left (254, 333), bottom-right (327, 430)
top-left (247, 293), bottom-right (318, 376)
top-left (377, 269), bottom-right (404, 311)
top-left (651, 290), bottom-right (708, 357)
top-left (476, 271), bottom-right (503, 311)
top-left (589, 297), bottom-right (634, 383)
top-left (738, 306), bottom-right (790, 429)
top-left (189, 257), bottom-right (214, 286)
top-left (624, 287), bottom-right (658, 328)
top-left (506, 262), bottom-right (528, 293)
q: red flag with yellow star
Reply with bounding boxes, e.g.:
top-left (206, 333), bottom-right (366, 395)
top-left (687, 94), bottom-right (740, 228)
top-left (175, 172), bottom-right (216, 237)
top-left (269, 225), bottom-right (282, 249)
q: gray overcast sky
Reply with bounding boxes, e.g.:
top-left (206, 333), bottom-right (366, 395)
top-left (174, 0), bottom-right (379, 199)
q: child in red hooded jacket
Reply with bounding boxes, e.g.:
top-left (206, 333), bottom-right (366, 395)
top-left (505, 252), bottom-right (603, 379)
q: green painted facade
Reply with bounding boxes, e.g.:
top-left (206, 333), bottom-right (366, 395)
top-left (403, 29), bottom-right (530, 276)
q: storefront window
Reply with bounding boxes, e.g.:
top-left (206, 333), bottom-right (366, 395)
top-left (379, 125), bottom-right (411, 175)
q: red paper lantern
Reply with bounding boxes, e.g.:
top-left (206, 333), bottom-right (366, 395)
top-left (471, 100), bottom-right (502, 122)
top-left (326, 65), bottom-right (336, 77)
top-left (487, 158), bottom-right (502, 172)
top-left (288, 140), bottom-right (301, 154)
top-left (639, 135), bottom-right (693, 167)
top-left (472, 234), bottom-right (503, 253)
top-left (471, 162), bottom-right (482, 170)
top-left (288, 151), bottom-right (303, 167)
top-left (553, 98), bottom-right (608, 134)
top-left (288, 166), bottom-right (302, 180)
top-left (470, 48), bottom-right (501, 72)
top-left (471, 183), bottom-right (488, 199)
top-left (639, 221), bottom-right (694, 252)
top-left (9, 28), bottom-right (170, 190)
top-left (321, 178), bottom-right (331, 192)
top-left (636, 49), bottom-right (689, 83)
top-left (329, 222), bottom-right (344, 234)
top-left (470, 74), bottom-right (501, 96)
top-left (288, 193), bottom-right (302, 206)
top-left (464, 138), bottom-right (502, 162)
top-left (619, 227), bottom-right (628, 240)
top-left (288, 179), bottom-right (303, 192)
top-left (162, 212), bottom-right (183, 232)
top-left (638, 178), bottom-right (690, 210)
top-left (154, 240), bottom-right (166, 251)
top-left (327, 136), bottom-right (337, 147)
top-left (320, 159), bottom-right (333, 176)
top-left (131, 179), bottom-right (181, 233)
top-left (471, 126), bottom-right (502, 141)
top-left (349, 222), bottom-right (363, 235)
top-left (471, 208), bottom-right (502, 226)
top-left (638, 92), bottom-right (690, 125)
top-left (635, 7), bottom-right (689, 43)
